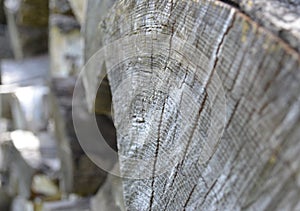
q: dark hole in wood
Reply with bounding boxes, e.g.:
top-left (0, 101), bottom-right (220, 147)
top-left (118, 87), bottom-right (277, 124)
top-left (95, 114), bottom-right (118, 152)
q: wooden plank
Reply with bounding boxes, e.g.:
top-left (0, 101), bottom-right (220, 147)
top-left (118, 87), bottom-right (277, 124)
top-left (83, 0), bottom-right (300, 209)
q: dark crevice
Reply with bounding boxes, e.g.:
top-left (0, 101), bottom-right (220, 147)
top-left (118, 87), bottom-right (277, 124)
top-left (165, 92), bottom-right (208, 208)
top-left (218, 0), bottom-right (240, 9)
top-left (183, 184), bottom-right (197, 210)
top-left (198, 178), bottom-right (218, 208)
top-left (95, 114), bottom-right (118, 152)
top-left (149, 98), bottom-right (167, 211)
top-left (213, 11), bottom-right (235, 70)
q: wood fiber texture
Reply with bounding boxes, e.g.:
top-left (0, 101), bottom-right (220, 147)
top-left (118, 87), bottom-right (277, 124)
top-left (231, 0), bottom-right (300, 52)
top-left (84, 0), bottom-right (300, 210)
top-left (84, 0), bottom-right (116, 114)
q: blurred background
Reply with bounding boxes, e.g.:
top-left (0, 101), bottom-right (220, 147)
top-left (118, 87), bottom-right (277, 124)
top-left (0, 0), bottom-right (120, 210)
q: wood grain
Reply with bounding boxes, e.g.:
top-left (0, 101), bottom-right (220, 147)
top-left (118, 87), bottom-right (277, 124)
top-left (84, 0), bottom-right (300, 210)
top-left (231, 0), bottom-right (300, 52)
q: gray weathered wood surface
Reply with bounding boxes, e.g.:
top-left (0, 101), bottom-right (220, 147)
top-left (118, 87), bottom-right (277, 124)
top-left (84, 0), bottom-right (300, 210)
top-left (84, 0), bottom-right (116, 115)
top-left (232, 0), bottom-right (300, 52)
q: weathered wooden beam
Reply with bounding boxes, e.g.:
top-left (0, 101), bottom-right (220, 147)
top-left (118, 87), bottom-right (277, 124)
top-left (83, 0), bottom-right (300, 210)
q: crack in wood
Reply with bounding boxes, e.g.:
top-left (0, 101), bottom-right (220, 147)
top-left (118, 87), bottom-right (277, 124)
top-left (94, 0), bottom-right (300, 209)
top-left (183, 184), bottom-right (197, 210)
top-left (211, 12), bottom-right (235, 79)
top-left (149, 98), bottom-right (166, 211)
top-left (218, 0), bottom-right (240, 9)
top-left (162, 92), bottom-right (208, 209)
top-left (198, 177), bottom-right (219, 208)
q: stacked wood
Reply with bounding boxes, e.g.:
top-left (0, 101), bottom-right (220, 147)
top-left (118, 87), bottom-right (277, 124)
top-left (0, 130), bottom-right (61, 200)
top-left (49, 0), bottom-right (83, 77)
top-left (49, 0), bottom-right (117, 198)
top-left (67, 0), bottom-right (86, 27)
top-left (52, 77), bottom-right (112, 196)
top-left (4, 0), bottom-right (48, 59)
top-left (82, 0), bottom-right (300, 210)
top-left (0, 132), bottom-right (37, 199)
top-left (84, 0), bottom-right (116, 115)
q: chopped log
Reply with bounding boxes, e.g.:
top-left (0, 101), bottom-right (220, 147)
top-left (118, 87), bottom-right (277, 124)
top-left (48, 90), bottom-right (74, 194)
top-left (83, 0), bottom-right (300, 210)
top-left (0, 55), bottom-right (49, 85)
top-left (11, 196), bottom-right (34, 211)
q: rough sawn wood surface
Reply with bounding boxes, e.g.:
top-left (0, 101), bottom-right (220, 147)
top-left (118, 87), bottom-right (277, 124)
top-left (83, 0), bottom-right (300, 210)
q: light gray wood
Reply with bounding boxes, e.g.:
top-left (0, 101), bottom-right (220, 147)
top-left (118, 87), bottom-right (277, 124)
top-left (231, 0), bottom-right (300, 52)
top-left (84, 0), bottom-right (116, 115)
top-left (68, 0), bottom-right (86, 26)
top-left (84, 0), bottom-right (300, 210)
top-left (0, 133), bottom-right (35, 199)
top-left (4, 0), bottom-right (48, 59)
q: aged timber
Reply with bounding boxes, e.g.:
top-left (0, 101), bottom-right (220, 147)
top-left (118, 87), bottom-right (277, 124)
top-left (83, 0), bottom-right (300, 210)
